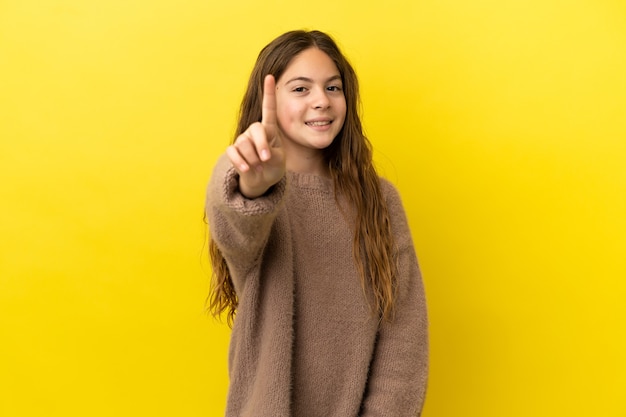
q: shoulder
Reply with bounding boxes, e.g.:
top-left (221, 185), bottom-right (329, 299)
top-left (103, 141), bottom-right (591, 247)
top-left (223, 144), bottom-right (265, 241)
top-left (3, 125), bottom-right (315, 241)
top-left (378, 177), bottom-right (414, 240)
top-left (379, 177), bottom-right (405, 213)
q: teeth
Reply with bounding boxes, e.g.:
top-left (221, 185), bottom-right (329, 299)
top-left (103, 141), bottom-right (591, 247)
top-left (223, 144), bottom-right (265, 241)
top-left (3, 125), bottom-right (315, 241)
top-left (306, 121), bottom-right (331, 126)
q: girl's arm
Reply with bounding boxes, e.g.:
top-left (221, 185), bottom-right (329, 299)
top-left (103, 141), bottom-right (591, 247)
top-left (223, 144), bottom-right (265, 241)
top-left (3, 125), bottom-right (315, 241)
top-left (206, 153), bottom-right (287, 279)
top-left (360, 181), bottom-right (429, 416)
top-left (206, 74), bottom-right (287, 278)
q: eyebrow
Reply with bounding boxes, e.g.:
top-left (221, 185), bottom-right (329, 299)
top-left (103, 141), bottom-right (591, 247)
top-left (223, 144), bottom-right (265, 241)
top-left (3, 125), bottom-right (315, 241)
top-left (285, 75), bottom-right (342, 84)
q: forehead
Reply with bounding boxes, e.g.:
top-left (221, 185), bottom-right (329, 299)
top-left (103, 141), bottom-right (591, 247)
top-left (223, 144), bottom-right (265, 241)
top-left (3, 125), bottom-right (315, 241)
top-left (281, 47), bottom-right (340, 79)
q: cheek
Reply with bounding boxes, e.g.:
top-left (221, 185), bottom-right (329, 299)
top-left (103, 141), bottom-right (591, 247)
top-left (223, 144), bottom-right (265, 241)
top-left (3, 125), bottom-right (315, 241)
top-left (277, 101), bottom-right (303, 126)
top-left (274, 99), bottom-right (288, 129)
top-left (336, 100), bottom-right (347, 125)
top-left (335, 94), bottom-right (347, 112)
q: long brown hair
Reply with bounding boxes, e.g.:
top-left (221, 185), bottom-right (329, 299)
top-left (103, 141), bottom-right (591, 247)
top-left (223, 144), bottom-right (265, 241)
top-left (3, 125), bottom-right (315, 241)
top-left (208, 30), bottom-right (397, 326)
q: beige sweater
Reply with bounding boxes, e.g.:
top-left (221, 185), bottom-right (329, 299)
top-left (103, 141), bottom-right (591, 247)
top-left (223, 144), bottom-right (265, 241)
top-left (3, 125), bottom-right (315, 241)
top-left (206, 155), bottom-right (428, 417)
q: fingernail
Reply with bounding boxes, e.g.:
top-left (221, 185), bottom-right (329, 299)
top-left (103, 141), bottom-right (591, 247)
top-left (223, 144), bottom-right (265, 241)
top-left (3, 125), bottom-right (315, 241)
top-left (261, 149), bottom-right (269, 161)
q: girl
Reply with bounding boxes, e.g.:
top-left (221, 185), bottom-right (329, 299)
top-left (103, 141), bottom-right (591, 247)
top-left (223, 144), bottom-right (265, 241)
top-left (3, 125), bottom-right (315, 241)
top-left (206, 30), bottom-right (428, 417)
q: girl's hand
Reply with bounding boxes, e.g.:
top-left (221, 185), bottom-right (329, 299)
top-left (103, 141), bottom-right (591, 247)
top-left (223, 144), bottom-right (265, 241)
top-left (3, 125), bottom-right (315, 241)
top-left (226, 74), bottom-right (286, 199)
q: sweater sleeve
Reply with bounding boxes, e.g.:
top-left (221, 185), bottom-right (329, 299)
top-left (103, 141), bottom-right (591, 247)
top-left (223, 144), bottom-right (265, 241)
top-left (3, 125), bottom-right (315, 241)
top-left (205, 154), bottom-right (287, 281)
top-left (360, 180), bottom-right (429, 417)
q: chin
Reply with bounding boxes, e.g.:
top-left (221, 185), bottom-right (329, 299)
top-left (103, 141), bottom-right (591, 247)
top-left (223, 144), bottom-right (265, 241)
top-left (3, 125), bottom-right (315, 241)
top-left (312, 138), bottom-right (336, 149)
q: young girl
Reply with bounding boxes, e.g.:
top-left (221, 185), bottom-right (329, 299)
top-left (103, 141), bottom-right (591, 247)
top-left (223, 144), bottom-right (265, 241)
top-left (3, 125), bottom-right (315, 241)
top-left (206, 30), bottom-right (428, 417)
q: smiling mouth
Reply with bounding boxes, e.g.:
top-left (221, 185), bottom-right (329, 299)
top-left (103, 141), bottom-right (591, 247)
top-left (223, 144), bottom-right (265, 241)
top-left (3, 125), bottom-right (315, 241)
top-left (305, 120), bottom-right (332, 127)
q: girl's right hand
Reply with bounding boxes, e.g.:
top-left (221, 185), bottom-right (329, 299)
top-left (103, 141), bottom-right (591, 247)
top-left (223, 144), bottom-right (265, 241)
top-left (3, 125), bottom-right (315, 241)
top-left (226, 74), bottom-right (286, 199)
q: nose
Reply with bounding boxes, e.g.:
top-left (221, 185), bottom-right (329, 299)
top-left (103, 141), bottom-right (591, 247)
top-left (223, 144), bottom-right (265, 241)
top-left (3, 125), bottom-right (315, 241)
top-left (311, 87), bottom-right (330, 109)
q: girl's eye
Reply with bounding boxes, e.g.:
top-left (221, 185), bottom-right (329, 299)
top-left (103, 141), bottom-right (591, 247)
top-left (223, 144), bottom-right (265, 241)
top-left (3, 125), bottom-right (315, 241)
top-left (327, 86), bottom-right (342, 92)
top-left (293, 87), bottom-right (307, 93)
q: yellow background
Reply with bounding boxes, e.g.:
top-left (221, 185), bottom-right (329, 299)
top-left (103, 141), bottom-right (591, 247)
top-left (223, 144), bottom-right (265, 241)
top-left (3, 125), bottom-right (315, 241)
top-left (1, 0), bottom-right (625, 416)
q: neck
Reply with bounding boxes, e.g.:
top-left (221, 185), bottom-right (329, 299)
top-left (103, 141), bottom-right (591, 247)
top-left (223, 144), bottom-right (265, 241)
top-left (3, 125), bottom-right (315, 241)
top-left (283, 144), bottom-right (330, 177)
top-left (286, 155), bottom-right (329, 177)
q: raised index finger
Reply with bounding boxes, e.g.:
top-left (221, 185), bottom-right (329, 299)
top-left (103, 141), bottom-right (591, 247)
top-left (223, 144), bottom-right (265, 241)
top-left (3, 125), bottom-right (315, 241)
top-left (261, 74), bottom-right (277, 132)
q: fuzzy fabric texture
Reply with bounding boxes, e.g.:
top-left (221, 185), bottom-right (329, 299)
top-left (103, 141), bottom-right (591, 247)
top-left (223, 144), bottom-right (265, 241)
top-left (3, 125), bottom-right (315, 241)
top-left (206, 154), bottom-right (429, 417)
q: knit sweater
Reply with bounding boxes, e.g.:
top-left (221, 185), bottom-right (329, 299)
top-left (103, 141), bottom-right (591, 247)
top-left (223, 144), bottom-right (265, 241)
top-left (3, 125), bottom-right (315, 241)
top-left (206, 155), bottom-right (429, 417)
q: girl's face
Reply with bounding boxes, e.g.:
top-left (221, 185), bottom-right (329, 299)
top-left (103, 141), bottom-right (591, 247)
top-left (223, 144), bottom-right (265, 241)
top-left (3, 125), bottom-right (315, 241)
top-left (275, 47), bottom-right (346, 168)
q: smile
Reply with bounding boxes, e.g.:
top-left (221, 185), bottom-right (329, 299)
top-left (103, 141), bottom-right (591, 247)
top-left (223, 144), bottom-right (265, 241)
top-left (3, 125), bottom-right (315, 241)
top-left (305, 120), bottom-right (332, 127)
